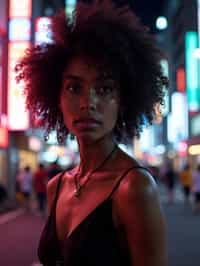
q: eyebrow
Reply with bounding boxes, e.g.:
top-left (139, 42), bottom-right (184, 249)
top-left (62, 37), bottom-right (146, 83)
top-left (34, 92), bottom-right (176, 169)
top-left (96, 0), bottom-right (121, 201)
top-left (63, 74), bottom-right (84, 82)
top-left (63, 74), bottom-right (116, 83)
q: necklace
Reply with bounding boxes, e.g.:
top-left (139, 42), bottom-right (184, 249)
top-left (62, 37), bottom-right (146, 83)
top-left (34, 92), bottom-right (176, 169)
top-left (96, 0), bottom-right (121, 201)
top-left (73, 145), bottom-right (117, 198)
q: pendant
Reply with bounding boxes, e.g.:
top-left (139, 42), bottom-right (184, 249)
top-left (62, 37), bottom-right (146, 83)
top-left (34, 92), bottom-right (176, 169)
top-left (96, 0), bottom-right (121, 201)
top-left (74, 184), bottom-right (81, 198)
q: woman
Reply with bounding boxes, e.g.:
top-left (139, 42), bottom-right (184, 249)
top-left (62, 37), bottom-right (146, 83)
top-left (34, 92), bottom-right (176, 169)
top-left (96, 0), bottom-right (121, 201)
top-left (16, 1), bottom-right (168, 265)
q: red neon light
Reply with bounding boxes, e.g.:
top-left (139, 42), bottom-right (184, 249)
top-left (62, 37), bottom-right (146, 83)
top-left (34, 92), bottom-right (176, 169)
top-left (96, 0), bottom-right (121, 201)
top-left (178, 141), bottom-right (188, 156)
top-left (7, 41), bottom-right (30, 130)
top-left (0, 126), bottom-right (8, 148)
top-left (176, 68), bottom-right (186, 92)
top-left (9, 0), bottom-right (32, 18)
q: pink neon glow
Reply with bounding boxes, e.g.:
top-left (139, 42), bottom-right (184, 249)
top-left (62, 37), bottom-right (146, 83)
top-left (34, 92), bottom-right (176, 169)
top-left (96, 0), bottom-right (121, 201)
top-left (7, 41), bottom-right (30, 130)
top-left (9, 0), bottom-right (32, 18)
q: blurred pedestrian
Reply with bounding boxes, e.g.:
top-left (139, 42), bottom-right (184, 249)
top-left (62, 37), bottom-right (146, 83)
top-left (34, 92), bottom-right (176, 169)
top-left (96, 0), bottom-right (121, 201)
top-left (0, 183), bottom-right (7, 203)
top-left (16, 1), bottom-right (168, 265)
top-left (164, 164), bottom-right (176, 203)
top-left (48, 161), bottom-right (61, 181)
top-left (179, 164), bottom-right (192, 203)
top-left (192, 164), bottom-right (200, 214)
top-left (34, 163), bottom-right (48, 216)
top-left (17, 166), bottom-right (33, 212)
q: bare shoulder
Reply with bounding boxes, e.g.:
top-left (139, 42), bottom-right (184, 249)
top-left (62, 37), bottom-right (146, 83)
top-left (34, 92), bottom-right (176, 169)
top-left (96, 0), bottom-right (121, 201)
top-left (115, 167), bottom-right (158, 202)
top-left (113, 167), bottom-right (167, 266)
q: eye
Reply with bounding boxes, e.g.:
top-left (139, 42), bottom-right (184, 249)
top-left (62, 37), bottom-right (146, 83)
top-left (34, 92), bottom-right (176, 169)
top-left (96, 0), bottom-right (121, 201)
top-left (64, 83), bottom-right (81, 94)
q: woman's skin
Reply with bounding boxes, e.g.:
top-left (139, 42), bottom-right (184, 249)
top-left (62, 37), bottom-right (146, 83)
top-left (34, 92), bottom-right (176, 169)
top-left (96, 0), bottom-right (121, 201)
top-left (47, 55), bottom-right (168, 266)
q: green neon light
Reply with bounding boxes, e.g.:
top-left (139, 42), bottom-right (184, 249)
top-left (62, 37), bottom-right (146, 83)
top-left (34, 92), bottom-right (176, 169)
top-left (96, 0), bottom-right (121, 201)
top-left (185, 31), bottom-right (200, 111)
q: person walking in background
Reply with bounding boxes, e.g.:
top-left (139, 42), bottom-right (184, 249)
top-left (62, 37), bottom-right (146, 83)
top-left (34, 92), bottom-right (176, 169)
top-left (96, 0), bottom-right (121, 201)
top-left (192, 164), bottom-right (200, 214)
top-left (48, 161), bottom-right (61, 181)
top-left (16, 1), bottom-right (168, 265)
top-left (164, 164), bottom-right (176, 203)
top-left (17, 166), bottom-right (33, 212)
top-left (179, 164), bottom-right (192, 203)
top-left (34, 163), bottom-right (48, 216)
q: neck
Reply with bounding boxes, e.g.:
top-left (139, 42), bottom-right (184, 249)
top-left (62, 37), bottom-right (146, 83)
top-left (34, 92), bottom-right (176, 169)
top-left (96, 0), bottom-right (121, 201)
top-left (77, 134), bottom-right (116, 177)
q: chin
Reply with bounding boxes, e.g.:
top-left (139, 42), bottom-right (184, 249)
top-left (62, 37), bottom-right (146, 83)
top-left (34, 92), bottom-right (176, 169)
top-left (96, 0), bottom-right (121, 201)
top-left (76, 131), bottom-right (107, 144)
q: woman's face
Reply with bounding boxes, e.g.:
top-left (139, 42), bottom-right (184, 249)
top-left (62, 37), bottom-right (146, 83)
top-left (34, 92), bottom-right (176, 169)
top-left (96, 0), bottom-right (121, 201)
top-left (59, 56), bottom-right (120, 143)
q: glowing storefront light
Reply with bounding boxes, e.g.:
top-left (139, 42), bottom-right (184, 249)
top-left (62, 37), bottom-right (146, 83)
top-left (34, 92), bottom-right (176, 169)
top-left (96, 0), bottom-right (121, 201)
top-left (0, 125), bottom-right (8, 148)
top-left (9, 18), bottom-right (31, 41)
top-left (189, 145), bottom-right (200, 155)
top-left (178, 141), bottom-right (188, 156)
top-left (0, 36), bottom-right (2, 115)
top-left (167, 92), bottom-right (188, 144)
top-left (34, 17), bottom-right (52, 45)
top-left (7, 42), bottom-right (30, 130)
top-left (185, 32), bottom-right (200, 112)
top-left (7, 0), bottom-right (32, 130)
top-left (9, 0), bottom-right (32, 18)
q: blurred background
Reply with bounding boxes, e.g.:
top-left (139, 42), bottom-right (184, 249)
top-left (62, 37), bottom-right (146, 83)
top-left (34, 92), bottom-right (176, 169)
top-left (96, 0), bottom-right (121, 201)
top-left (0, 0), bottom-right (200, 266)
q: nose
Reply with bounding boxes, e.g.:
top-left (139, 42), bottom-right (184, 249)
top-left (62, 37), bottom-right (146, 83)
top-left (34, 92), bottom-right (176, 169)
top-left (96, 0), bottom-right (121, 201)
top-left (80, 87), bottom-right (98, 111)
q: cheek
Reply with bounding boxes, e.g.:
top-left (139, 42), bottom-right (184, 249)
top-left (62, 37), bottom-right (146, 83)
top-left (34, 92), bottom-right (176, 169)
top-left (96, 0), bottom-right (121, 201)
top-left (59, 97), bottom-right (75, 125)
top-left (104, 99), bottom-right (119, 127)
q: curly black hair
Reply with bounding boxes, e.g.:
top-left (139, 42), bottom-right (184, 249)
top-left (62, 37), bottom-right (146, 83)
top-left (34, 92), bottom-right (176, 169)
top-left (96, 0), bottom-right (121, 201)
top-left (15, 0), bottom-right (168, 144)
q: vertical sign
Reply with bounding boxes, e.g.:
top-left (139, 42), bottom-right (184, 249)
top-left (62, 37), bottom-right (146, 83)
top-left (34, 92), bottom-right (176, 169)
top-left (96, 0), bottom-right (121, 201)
top-left (198, 0), bottom-right (200, 46)
top-left (160, 59), bottom-right (169, 116)
top-left (7, 0), bottom-right (32, 130)
top-left (176, 68), bottom-right (186, 92)
top-left (65, 0), bottom-right (77, 18)
top-left (185, 31), bottom-right (200, 112)
top-left (0, 36), bottom-right (2, 115)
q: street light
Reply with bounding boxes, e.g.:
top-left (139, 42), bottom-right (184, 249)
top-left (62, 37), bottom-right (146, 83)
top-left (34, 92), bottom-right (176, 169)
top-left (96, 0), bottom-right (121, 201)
top-left (156, 16), bottom-right (168, 30)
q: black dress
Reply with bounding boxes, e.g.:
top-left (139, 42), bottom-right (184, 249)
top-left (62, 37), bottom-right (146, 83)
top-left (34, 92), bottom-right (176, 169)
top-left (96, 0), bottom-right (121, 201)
top-left (38, 166), bottom-right (147, 266)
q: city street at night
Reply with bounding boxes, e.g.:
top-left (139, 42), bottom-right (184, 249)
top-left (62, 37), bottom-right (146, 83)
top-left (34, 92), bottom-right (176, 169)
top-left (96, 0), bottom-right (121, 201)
top-left (1, 1), bottom-right (200, 266)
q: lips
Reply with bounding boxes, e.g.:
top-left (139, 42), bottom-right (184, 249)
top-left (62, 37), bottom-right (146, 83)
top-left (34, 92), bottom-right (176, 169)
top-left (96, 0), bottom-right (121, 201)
top-left (74, 118), bottom-right (101, 130)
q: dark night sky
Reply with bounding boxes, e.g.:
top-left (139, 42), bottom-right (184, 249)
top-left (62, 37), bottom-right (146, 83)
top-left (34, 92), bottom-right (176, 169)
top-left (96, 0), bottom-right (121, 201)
top-left (131, 0), bottom-right (166, 32)
top-left (75, 0), bottom-right (166, 32)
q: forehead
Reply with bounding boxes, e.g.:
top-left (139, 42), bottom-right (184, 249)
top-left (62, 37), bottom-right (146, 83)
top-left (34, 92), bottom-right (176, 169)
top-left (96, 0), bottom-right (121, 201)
top-left (63, 55), bottom-right (115, 81)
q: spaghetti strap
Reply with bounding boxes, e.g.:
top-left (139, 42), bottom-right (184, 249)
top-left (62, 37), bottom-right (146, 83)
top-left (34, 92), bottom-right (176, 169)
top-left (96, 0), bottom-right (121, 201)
top-left (109, 165), bottom-right (149, 198)
top-left (53, 171), bottom-right (66, 207)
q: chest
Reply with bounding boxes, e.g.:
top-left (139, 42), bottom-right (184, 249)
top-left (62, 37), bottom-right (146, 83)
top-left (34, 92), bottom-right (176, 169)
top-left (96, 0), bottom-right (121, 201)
top-left (55, 176), bottom-right (119, 241)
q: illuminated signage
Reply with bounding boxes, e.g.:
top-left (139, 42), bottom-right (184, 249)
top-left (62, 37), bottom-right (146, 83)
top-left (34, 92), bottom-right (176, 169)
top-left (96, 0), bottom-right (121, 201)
top-left (167, 92), bottom-right (188, 144)
top-left (65, 0), bottom-right (77, 17)
top-left (34, 17), bottom-right (52, 45)
top-left (7, 42), bottom-right (30, 130)
top-left (9, 18), bottom-right (31, 41)
top-left (7, 0), bottom-right (32, 130)
top-left (160, 59), bottom-right (169, 116)
top-left (185, 32), bottom-right (200, 112)
top-left (9, 0), bottom-right (32, 18)
top-left (176, 68), bottom-right (186, 92)
top-left (191, 113), bottom-right (200, 137)
top-left (0, 37), bottom-right (2, 115)
top-left (189, 145), bottom-right (200, 155)
top-left (178, 141), bottom-right (188, 157)
top-left (0, 126), bottom-right (8, 148)
top-left (198, 0), bottom-right (200, 45)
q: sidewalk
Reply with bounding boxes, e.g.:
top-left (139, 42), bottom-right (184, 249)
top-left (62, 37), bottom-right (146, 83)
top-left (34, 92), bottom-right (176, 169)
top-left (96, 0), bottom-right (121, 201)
top-left (0, 199), bottom-right (19, 214)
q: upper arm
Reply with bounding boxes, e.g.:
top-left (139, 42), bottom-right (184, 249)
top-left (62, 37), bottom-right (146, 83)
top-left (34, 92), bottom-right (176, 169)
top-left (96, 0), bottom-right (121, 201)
top-left (115, 169), bottom-right (168, 266)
